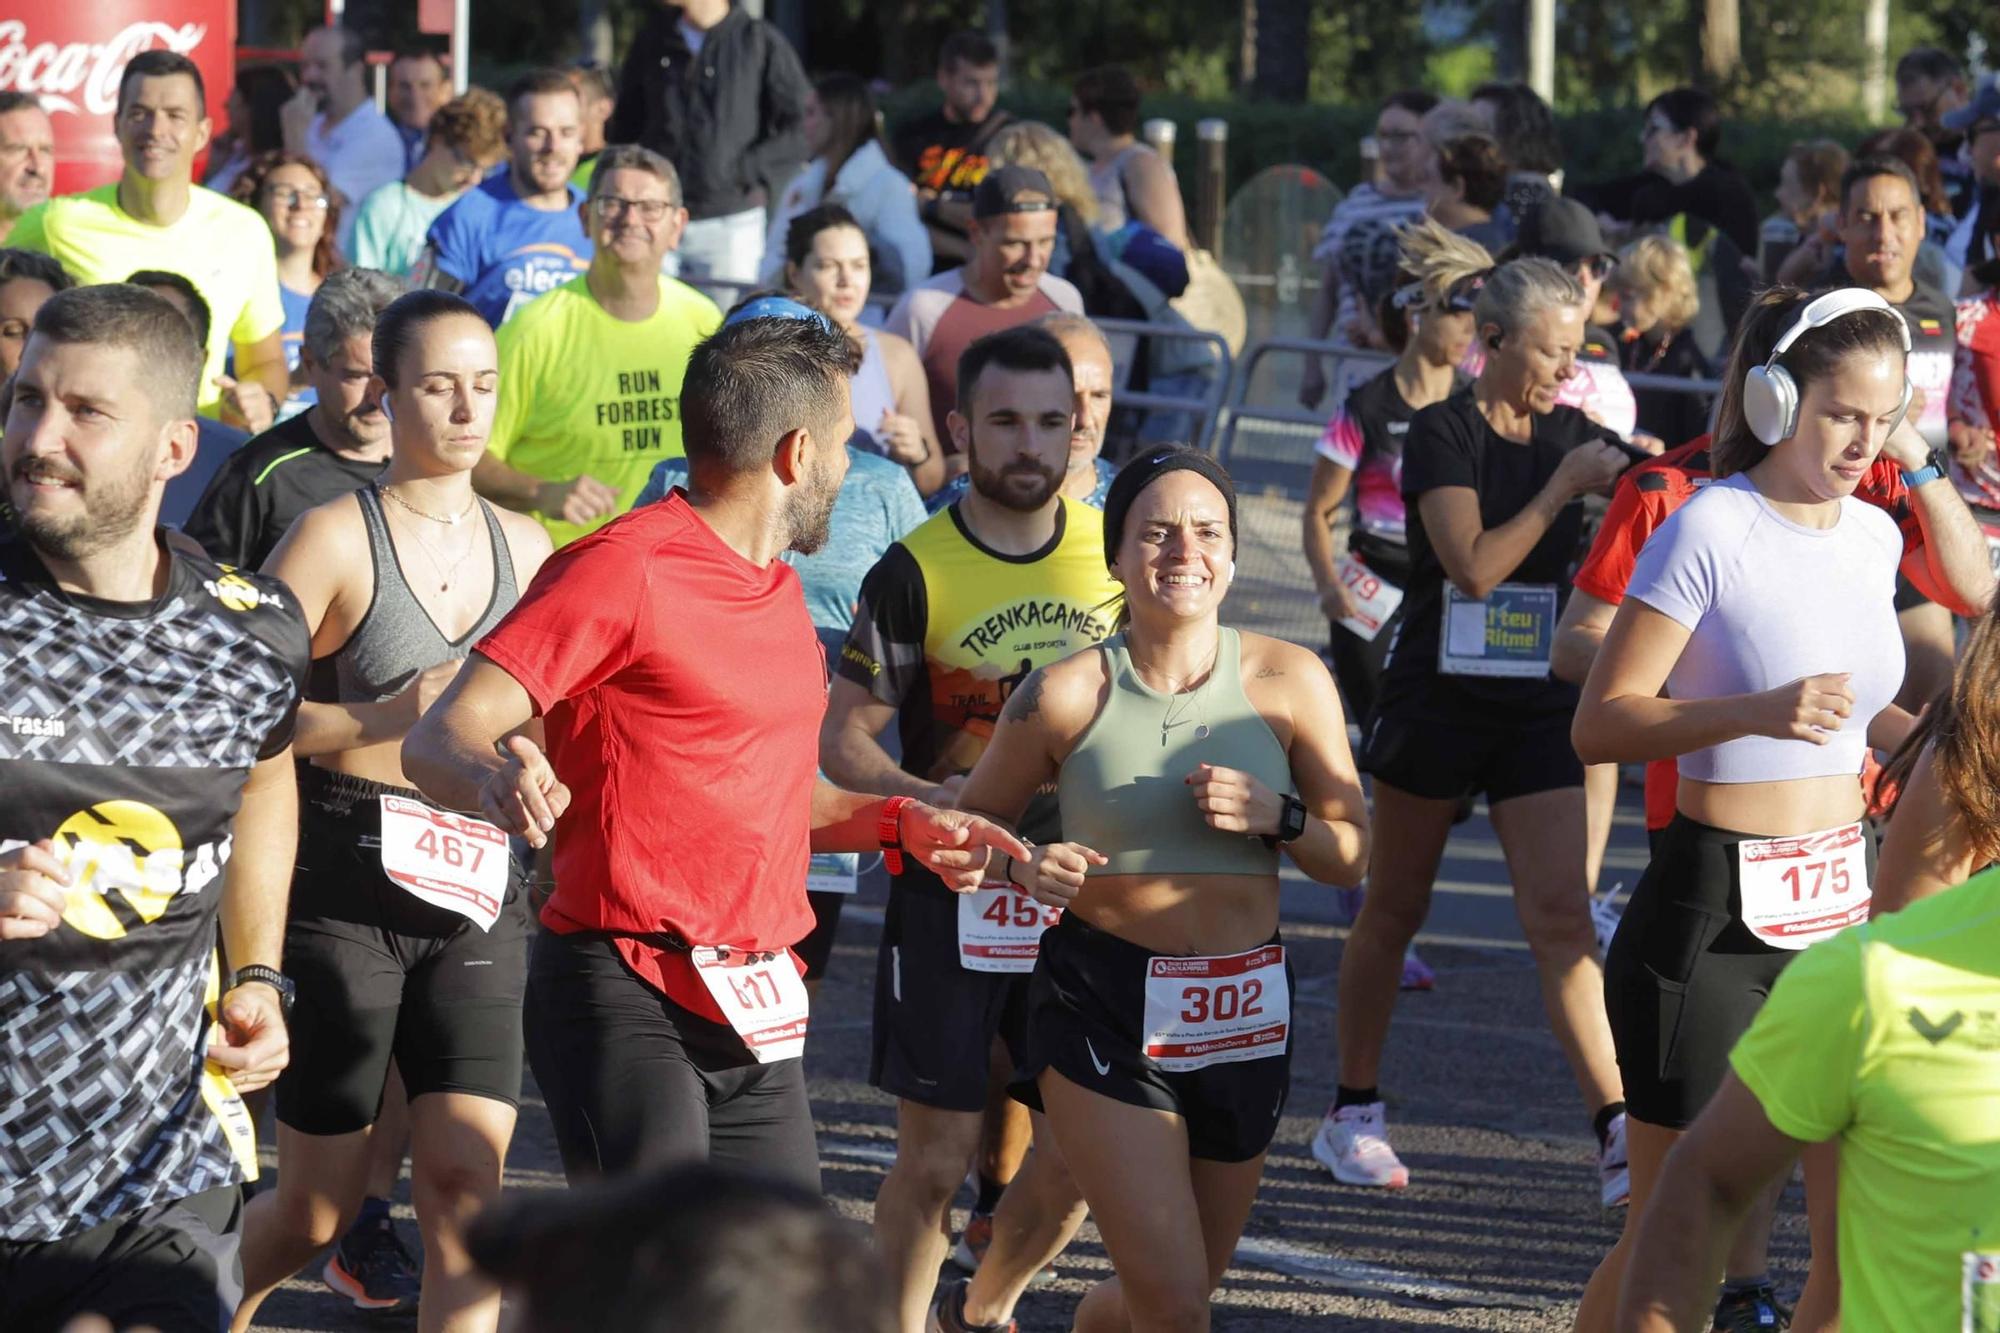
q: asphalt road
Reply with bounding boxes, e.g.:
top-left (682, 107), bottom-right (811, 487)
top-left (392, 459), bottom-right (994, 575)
top-left (248, 774), bottom-right (1816, 1332)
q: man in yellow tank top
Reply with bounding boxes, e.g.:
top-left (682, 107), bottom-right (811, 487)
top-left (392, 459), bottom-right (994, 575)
top-left (823, 326), bottom-right (1119, 1333)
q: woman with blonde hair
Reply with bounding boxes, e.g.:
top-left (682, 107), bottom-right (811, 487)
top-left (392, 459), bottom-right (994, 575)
top-left (1611, 235), bottom-right (1711, 447)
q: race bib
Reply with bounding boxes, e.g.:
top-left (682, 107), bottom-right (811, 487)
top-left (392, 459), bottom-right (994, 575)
top-left (691, 947), bottom-right (810, 1063)
top-left (1439, 583), bottom-right (1556, 678)
top-left (957, 881), bottom-right (1061, 973)
top-left (1142, 945), bottom-right (1289, 1072)
top-left (1333, 554), bottom-right (1404, 642)
top-left (1735, 821), bottom-right (1871, 950)
top-left (808, 851), bottom-right (859, 896)
top-left (1966, 1253), bottom-right (2000, 1332)
top-left (377, 796), bottom-right (510, 931)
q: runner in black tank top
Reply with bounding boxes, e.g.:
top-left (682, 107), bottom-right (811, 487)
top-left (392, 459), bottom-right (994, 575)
top-left (235, 293), bottom-right (553, 1331)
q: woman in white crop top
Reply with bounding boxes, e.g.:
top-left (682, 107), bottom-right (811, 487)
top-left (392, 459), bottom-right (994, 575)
top-left (1570, 287), bottom-right (1921, 1333)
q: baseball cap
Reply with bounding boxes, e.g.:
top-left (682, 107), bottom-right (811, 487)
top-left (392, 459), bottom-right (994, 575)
top-left (972, 166), bottom-right (1058, 219)
top-left (1942, 81), bottom-right (2000, 134)
top-left (1515, 197), bottom-right (1613, 266)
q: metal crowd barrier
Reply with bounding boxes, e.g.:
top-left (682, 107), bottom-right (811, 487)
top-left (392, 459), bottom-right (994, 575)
top-left (1210, 335), bottom-right (1724, 651)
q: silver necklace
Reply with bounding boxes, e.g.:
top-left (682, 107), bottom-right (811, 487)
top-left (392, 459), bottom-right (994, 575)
top-left (379, 487), bottom-right (480, 592)
top-left (1142, 638), bottom-right (1221, 747)
top-left (379, 482), bottom-right (477, 526)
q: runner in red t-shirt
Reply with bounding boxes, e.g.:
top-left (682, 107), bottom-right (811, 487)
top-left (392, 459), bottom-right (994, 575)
top-left (403, 304), bottom-right (1029, 1191)
top-left (1556, 424), bottom-right (1989, 842)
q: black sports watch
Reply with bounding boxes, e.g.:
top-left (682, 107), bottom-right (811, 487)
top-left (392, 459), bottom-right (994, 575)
top-left (1262, 795), bottom-right (1310, 847)
top-left (229, 964), bottom-right (296, 1018)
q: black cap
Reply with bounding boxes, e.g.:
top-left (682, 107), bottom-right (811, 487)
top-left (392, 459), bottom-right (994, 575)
top-left (972, 166), bottom-right (1058, 219)
top-left (1517, 197), bottom-right (1612, 266)
top-left (1942, 81), bottom-right (2000, 134)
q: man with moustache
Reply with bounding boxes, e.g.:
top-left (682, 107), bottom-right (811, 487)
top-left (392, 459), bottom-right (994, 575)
top-left (284, 26), bottom-right (408, 253)
top-left (402, 310), bottom-right (1030, 1192)
top-left (821, 326), bottom-right (1120, 1333)
top-left (886, 167), bottom-right (1083, 465)
top-left (185, 269), bottom-right (406, 569)
top-left (414, 70), bottom-right (591, 328)
top-left (0, 94), bottom-right (53, 244)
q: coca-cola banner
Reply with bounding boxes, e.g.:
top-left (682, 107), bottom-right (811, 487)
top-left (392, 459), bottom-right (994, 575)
top-left (0, 3), bottom-right (235, 196)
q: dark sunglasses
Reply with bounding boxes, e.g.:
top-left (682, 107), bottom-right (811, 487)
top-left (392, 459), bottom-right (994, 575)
top-left (1392, 271), bottom-right (1486, 314)
top-left (1572, 254), bottom-right (1615, 282)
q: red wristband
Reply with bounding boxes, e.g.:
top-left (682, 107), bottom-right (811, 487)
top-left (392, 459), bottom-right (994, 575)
top-left (879, 796), bottom-right (916, 875)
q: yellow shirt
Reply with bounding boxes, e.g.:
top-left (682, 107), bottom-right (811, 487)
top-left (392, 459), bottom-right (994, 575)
top-left (9, 184), bottom-right (286, 417)
top-left (489, 273), bottom-right (721, 545)
top-left (1731, 869), bottom-right (2000, 1333)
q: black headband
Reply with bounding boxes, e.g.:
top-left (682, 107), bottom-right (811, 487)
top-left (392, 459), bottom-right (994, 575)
top-left (1100, 446), bottom-right (1239, 568)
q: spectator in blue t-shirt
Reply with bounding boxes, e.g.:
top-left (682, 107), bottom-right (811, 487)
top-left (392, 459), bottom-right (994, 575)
top-left (925, 310), bottom-right (1116, 513)
top-left (413, 68), bottom-right (591, 326)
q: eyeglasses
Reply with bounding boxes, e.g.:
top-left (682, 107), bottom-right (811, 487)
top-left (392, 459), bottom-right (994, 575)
top-left (1572, 254), bottom-right (1614, 281)
top-left (1391, 271), bottom-right (1486, 314)
top-left (266, 186), bottom-right (329, 210)
top-left (593, 195), bottom-right (674, 222)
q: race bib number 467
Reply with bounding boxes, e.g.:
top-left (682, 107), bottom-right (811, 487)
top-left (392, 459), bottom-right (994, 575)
top-left (377, 797), bottom-right (509, 931)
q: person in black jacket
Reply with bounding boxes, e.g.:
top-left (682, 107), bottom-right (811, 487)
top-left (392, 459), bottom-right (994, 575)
top-left (608, 0), bottom-right (809, 286)
top-left (1578, 87), bottom-right (1759, 260)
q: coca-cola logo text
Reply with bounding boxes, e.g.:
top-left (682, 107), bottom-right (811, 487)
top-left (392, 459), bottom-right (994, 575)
top-left (0, 21), bottom-right (209, 119)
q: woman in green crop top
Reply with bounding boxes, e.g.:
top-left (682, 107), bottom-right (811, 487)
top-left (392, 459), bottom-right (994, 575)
top-left (952, 448), bottom-right (1368, 1333)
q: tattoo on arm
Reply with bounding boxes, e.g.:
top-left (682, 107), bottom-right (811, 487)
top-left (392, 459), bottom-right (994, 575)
top-left (1000, 669), bottom-right (1046, 723)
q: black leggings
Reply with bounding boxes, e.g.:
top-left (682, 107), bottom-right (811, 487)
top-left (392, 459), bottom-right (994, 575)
top-left (523, 930), bottom-right (822, 1192)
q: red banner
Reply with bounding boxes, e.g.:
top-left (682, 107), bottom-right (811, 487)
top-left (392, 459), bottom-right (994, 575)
top-left (0, 4), bottom-right (236, 196)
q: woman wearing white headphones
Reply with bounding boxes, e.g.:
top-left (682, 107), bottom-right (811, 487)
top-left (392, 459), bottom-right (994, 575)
top-left (1570, 286), bottom-right (1920, 1331)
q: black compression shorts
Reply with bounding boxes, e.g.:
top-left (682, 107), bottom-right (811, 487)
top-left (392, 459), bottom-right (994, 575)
top-left (276, 769), bottom-right (532, 1136)
top-left (1010, 913), bottom-right (1291, 1163)
top-left (1604, 812), bottom-right (1877, 1128)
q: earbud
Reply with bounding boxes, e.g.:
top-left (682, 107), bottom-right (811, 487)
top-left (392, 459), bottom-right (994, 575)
top-left (1227, 560), bottom-right (1236, 582)
top-left (1487, 333), bottom-right (1504, 351)
top-left (378, 397), bottom-right (394, 423)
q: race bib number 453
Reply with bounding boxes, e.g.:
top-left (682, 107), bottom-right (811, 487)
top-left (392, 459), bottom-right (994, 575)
top-left (377, 797), bottom-right (509, 931)
top-left (1142, 945), bottom-right (1289, 1072)
top-left (957, 882), bottom-right (1060, 973)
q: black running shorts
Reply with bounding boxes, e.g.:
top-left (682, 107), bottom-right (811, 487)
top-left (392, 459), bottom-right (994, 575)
top-left (871, 875), bottom-right (1033, 1113)
top-left (276, 769), bottom-right (532, 1136)
top-left (1360, 692), bottom-right (1583, 803)
top-left (1010, 913), bottom-right (1291, 1163)
top-left (0, 1186), bottom-right (243, 1333)
top-left (1604, 813), bottom-right (1877, 1128)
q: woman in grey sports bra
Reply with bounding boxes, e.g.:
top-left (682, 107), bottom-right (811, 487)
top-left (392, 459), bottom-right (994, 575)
top-left (954, 447), bottom-right (1367, 1333)
top-left (245, 292), bottom-right (554, 1331)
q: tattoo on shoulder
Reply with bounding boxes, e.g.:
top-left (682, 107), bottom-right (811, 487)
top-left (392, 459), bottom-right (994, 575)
top-left (1254, 665), bottom-right (1284, 679)
top-left (1001, 669), bottom-right (1046, 723)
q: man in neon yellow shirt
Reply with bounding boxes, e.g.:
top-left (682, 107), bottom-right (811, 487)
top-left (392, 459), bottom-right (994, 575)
top-left (475, 144), bottom-right (720, 545)
top-left (1618, 870), bottom-right (2000, 1332)
top-left (8, 50), bottom-right (289, 426)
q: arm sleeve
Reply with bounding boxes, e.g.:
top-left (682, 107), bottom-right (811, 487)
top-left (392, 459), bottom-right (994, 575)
top-left (1623, 500), bottom-right (1721, 630)
top-left (182, 455), bottom-right (262, 569)
top-left (1728, 929), bottom-right (1867, 1142)
top-left (1572, 472), bottom-right (1667, 606)
top-left (834, 544), bottom-right (928, 707)
top-left (474, 535), bottom-right (644, 714)
top-left (1314, 400), bottom-right (1364, 469)
top-left (738, 29), bottom-right (811, 196)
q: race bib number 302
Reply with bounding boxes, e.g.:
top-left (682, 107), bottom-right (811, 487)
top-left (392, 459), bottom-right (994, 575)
top-left (377, 797), bottom-right (509, 931)
top-left (1142, 945), bottom-right (1289, 1072)
top-left (1735, 821), bottom-right (1871, 951)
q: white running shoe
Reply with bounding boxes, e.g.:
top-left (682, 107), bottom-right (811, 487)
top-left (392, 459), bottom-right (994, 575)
top-left (1311, 1102), bottom-right (1410, 1189)
top-left (1590, 881), bottom-right (1627, 956)
top-left (1600, 1111), bottom-right (1630, 1208)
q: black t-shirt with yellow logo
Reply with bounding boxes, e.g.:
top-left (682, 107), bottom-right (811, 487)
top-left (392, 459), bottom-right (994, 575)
top-left (838, 498), bottom-right (1119, 889)
top-left (0, 533), bottom-right (307, 1241)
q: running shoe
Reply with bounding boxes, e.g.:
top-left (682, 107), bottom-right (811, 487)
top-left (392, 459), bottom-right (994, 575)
top-left (1591, 881), bottom-right (1628, 956)
top-left (1399, 945), bottom-right (1435, 991)
top-left (927, 1277), bottom-right (1017, 1333)
top-left (1600, 1111), bottom-right (1631, 1209)
top-left (321, 1212), bottom-right (421, 1313)
top-left (1310, 1102), bottom-right (1410, 1189)
top-left (948, 1211), bottom-right (1056, 1288)
top-left (1710, 1283), bottom-right (1791, 1330)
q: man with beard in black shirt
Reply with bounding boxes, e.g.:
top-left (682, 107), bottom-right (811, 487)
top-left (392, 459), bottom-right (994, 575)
top-left (186, 268), bottom-right (404, 569)
top-left (893, 31), bottom-right (1013, 273)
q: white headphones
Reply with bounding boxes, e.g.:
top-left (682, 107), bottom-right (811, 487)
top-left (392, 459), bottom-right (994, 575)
top-left (1742, 288), bottom-right (1912, 446)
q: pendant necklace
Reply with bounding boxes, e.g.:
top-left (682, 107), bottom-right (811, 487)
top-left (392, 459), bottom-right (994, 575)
top-left (1149, 637), bottom-right (1221, 747)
